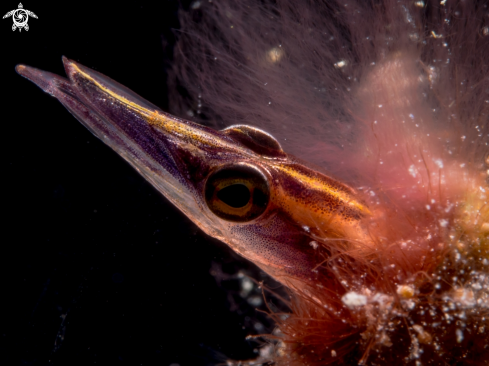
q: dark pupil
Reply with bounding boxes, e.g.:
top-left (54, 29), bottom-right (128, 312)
top-left (253, 188), bottom-right (268, 207)
top-left (217, 184), bottom-right (250, 208)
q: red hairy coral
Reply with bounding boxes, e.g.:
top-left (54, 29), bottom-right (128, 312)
top-left (169, 0), bottom-right (489, 365)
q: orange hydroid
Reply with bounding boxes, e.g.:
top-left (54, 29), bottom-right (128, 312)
top-left (169, 0), bottom-right (489, 364)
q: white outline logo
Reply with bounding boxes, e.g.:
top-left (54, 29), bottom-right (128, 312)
top-left (3, 3), bottom-right (37, 31)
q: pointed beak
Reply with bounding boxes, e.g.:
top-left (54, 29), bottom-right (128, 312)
top-left (15, 57), bottom-right (240, 229)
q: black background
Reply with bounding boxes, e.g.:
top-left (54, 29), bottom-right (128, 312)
top-left (3, 1), bottom-right (272, 365)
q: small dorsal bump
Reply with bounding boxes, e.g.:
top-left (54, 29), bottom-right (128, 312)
top-left (222, 124), bottom-right (286, 158)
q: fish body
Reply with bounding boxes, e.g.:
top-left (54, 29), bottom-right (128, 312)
top-left (17, 58), bottom-right (371, 288)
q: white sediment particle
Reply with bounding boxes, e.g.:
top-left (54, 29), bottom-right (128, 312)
top-left (402, 299), bottom-right (416, 310)
top-left (334, 60), bottom-right (347, 68)
top-left (413, 324), bottom-right (432, 344)
top-left (257, 344), bottom-right (273, 358)
top-left (409, 33), bottom-right (419, 41)
top-left (456, 329), bottom-right (464, 343)
top-left (303, 225), bottom-right (310, 233)
top-left (439, 219), bottom-right (449, 227)
top-left (433, 159), bottom-right (444, 169)
top-left (247, 295), bottom-right (263, 307)
top-left (266, 47), bottom-right (284, 63)
top-left (408, 164), bottom-right (418, 178)
top-left (309, 241), bottom-right (318, 249)
top-left (452, 288), bottom-right (475, 306)
top-left (471, 282), bottom-right (482, 291)
top-left (371, 293), bottom-right (392, 307)
top-left (341, 292), bottom-right (367, 308)
top-left (240, 277), bottom-right (253, 296)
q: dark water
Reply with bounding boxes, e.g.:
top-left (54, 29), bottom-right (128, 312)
top-left (3, 1), bottom-right (270, 365)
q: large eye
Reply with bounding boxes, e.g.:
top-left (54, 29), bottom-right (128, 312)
top-left (205, 164), bottom-right (270, 222)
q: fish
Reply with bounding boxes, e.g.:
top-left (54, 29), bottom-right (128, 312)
top-left (16, 0), bottom-right (489, 364)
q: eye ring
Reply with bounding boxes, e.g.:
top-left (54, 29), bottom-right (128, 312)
top-left (204, 163), bottom-right (270, 222)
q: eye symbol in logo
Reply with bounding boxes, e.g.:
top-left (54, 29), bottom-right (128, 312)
top-left (3, 3), bottom-right (38, 32)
